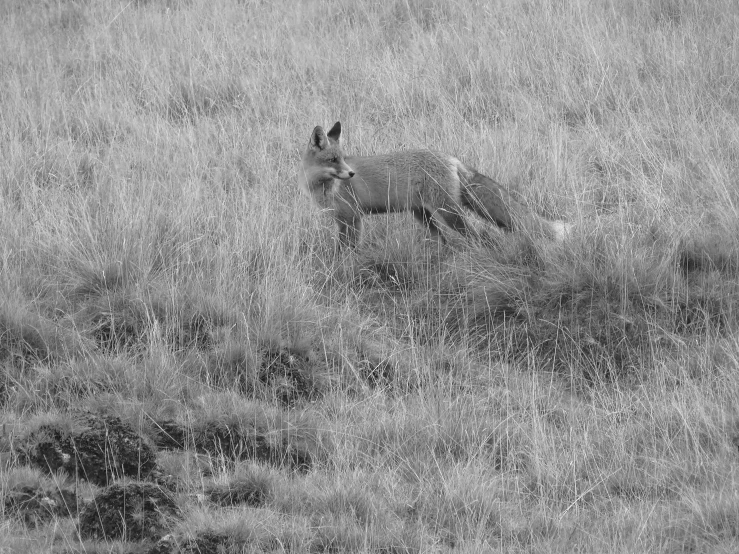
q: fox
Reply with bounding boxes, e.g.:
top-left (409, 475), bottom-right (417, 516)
top-left (298, 121), bottom-right (569, 248)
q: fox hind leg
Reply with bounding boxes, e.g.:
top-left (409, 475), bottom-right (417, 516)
top-left (437, 205), bottom-right (469, 237)
top-left (412, 207), bottom-right (445, 242)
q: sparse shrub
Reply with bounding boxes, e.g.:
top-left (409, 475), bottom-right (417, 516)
top-left (19, 410), bottom-right (159, 486)
top-left (78, 481), bottom-right (180, 541)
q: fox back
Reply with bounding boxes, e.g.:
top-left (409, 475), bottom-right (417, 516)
top-left (339, 150), bottom-right (466, 214)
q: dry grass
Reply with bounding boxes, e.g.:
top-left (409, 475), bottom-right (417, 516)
top-left (1, 0), bottom-right (739, 551)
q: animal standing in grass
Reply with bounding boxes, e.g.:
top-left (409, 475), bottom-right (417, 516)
top-left (299, 121), bottom-right (568, 247)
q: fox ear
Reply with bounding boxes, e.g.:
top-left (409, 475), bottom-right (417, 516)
top-left (310, 126), bottom-right (328, 150)
top-left (326, 121), bottom-right (342, 144)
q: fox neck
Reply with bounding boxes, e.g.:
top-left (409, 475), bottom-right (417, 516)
top-left (300, 164), bottom-right (338, 199)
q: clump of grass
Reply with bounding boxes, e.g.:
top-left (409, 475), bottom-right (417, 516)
top-left (0, 295), bottom-right (88, 369)
top-left (193, 340), bottom-right (333, 405)
top-left (69, 260), bottom-right (234, 356)
top-left (203, 463), bottom-right (273, 508)
top-left (417, 221), bottom-right (739, 384)
top-left (146, 393), bottom-right (332, 472)
top-left (31, 356), bottom-right (140, 405)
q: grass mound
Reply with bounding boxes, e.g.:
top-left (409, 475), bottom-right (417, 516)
top-left (18, 409), bottom-right (159, 486)
top-left (418, 222), bottom-right (739, 383)
top-left (78, 481), bottom-right (180, 542)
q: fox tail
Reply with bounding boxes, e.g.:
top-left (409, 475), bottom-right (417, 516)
top-left (456, 162), bottom-right (570, 241)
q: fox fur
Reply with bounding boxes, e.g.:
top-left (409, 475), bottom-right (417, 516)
top-left (298, 121), bottom-right (568, 247)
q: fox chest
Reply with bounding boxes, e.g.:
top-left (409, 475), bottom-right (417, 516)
top-left (309, 181), bottom-right (341, 211)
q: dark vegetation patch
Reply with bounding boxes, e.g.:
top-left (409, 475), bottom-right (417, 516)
top-left (357, 351), bottom-right (399, 390)
top-left (48, 1), bottom-right (88, 33)
top-left (149, 419), bottom-right (189, 451)
top-left (4, 483), bottom-right (77, 527)
top-left (78, 481), bottom-right (180, 542)
top-left (605, 470), bottom-right (677, 501)
top-left (148, 402), bottom-right (331, 472)
top-left (678, 231), bottom-right (739, 274)
top-left (197, 343), bottom-right (330, 406)
top-left (18, 409), bottom-right (158, 486)
top-left (348, 333), bottom-right (429, 394)
top-left (188, 411), bottom-right (322, 471)
top-left (76, 291), bottom-right (168, 356)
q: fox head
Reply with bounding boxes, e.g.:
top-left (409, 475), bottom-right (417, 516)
top-left (302, 121), bottom-right (355, 182)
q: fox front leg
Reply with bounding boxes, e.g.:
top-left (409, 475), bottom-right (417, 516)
top-left (336, 216), bottom-right (362, 248)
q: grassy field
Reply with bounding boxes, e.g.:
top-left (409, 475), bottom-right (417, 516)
top-left (2, 0), bottom-right (739, 552)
